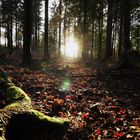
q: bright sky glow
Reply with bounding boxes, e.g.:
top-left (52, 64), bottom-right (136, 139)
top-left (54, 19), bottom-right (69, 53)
top-left (64, 35), bottom-right (79, 58)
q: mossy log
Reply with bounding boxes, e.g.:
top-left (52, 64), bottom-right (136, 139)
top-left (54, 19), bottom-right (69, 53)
top-left (0, 68), bottom-right (70, 140)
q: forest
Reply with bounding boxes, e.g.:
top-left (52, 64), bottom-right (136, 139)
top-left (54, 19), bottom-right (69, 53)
top-left (0, 0), bottom-right (140, 140)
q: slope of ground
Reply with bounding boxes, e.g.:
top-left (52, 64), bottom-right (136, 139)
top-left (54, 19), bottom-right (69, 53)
top-left (0, 62), bottom-right (140, 139)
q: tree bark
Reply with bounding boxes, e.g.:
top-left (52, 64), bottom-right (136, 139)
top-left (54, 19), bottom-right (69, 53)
top-left (35, 22), bottom-right (38, 50)
top-left (105, 0), bottom-right (113, 61)
top-left (58, 0), bottom-right (62, 57)
top-left (15, 18), bottom-right (18, 48)
top-left (63, 0), bottom-right (68, 57)
top-left (98, 1), bottom-right (103, 60)
top-left (123, 0), bottom-right (131, 52)
top-left (0, 16), bottom-right (1, 48)
top-left (7, 23), bottom-right (10, 49)
top-left (91, 1), bottom-right (96, 59)
top-left (22, 0), bottom-right (32, 64)
top-left (9, 13), bottom-right (13, 54)
top-left (91, 21), bottom-right (94, 59)
top-left (82, 0), bottom-right (88, 59)
top-left (44, 0), bottom-right (49, 59)
top-left (118, 2), bottom-right (123, 58)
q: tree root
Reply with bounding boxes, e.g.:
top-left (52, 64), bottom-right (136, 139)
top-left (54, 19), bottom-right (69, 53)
top-left (0, 68), bottom-right (70, 140)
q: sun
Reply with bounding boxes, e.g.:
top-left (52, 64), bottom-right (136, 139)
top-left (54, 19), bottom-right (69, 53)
top-left (64, 35), bottom-right (79, 58)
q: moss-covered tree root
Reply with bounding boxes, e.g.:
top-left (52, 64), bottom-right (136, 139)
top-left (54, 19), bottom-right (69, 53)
top-left (0, 68), bottom-right (70, 140)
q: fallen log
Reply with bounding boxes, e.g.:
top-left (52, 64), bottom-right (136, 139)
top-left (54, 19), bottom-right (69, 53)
top-left (0, 68), bottom-right (70, 140)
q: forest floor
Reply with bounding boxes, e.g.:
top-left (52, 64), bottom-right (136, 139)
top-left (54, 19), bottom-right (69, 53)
top-left (0, 50), bottom-right (140, 139)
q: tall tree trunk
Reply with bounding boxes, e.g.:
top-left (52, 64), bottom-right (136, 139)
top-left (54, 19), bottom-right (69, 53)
top-left (5, 29), bottom-right (7, 47)
top-left (15, 9), bottom-right (18, 48)
top-left (54, 28), bottom-right (57, 50)
top-left (44, 0), bottom-right (49, 59)
top-left (118, 2), bottom-right (123, 58)
top-left (77, 0), bottom-right (82, 36)
top-left (123, 0), bottom-right (131, 52)
top-left (22, 0), bottom-right (32, 64)
top-left (37, 21), bottom-right (40, 49)
top-left (7, 23), bottom-right (10, 49)
top-left (35, 22), bottom-right (38, 50)
top-left (112, 1), bottom-right (118, 59)
top-left (91, 1), bottom-right (96, 59)
top-left (0, 16), bottom-right (1, 47)
top-left (136, 25), bottom-right (140, 51)
top-left (63, 0), bottom-right (68, 57)
top-left (91, 21), bottom-right (94, 59)
top-left (31, 33), bottom-right (35, 51)
top-left (9, 13), bottom-right (13, 54)
top-left (98, 1), bottom-right (103, 60)
top-left (82, 0), bottom-right (87, 59)
top-left (15, 6), bottom-right (19, 48)
top-left (105, 0), bottom-right (113, 60)
top-left (58, 0), bottom-right (62, 56)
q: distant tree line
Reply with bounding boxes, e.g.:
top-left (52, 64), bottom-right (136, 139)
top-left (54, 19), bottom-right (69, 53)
top-left (50, 0), bottom-right (140, 61)
top-left (0, 0), bottom-right (139, 64)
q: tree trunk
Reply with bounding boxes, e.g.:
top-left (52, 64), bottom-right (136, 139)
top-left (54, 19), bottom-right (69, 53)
top-left (22, 0), bottom-right (32, 65)
top-left (58, 0), bottom-right (62, 57)
top-left (98, 2), bottom-right (103, 60)
top-left (123, 0), bottom-right (131, 52)
top-left (82, 0), bottom-right (88, 60)
top-left (9, 13), bottom-right (13, 54)
top-left (5, 29), bottom-right (7, 47)
top-left (7, 23), bottom-right (10, 49)
top-left (91, 21), bottom-right (94, 59)
top-left (44, 0), bottom-right (49, 59)
top-left (15, 9), bottom-right (18, 49)
top-left (15, 0), bottom-right (18, 49)
top-left (91, 1), bottom-right (96, 59)
top-left (0, 17), bottom-right (1, 48)
top-left (63, 0), bottom-right (68, 57)
top-left (35, 22), bottom-right (38, 50)
top-left (37, 22), bottom-right (40, 49)
top-left (136, 25), bottom-right (140, 51)
top-left (105, 0), bottom-right (113, 61)
top-left (118, 2), bottom-right (123, 58)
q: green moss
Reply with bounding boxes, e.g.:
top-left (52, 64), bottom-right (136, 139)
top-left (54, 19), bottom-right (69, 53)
top-left (5, 102), bottom-right (21, 109)
top-left (5, 101), bottom-right (32, 109)
top-left (5, 86), bottom-right (31, 103)
top-left (30, 109), bottom-right (71, 125)
top-left (0, 137), bottom-right (5, 140)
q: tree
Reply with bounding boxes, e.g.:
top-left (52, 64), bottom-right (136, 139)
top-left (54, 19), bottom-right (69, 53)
top-left (63, 0), bottom-right (68, 57)
top-left (48, 0), bottom-right (139, 61)
top-left (82, 0), bottom-right (88, 59)
top-left (123, 0), bottom-right (131, 52)
top-left (105, 0), bottom-right (113, 61)
top-left (44, 0), bottom-right (49, 59)
top-left (97, 0), bottom-right (103, 60)
top-left (118, 1), bottom-right (123, 58)
top-left (1, 0), bottom-right (15, 54)
top-left (58, 0), bottom-right (62, 56)
top-left (32, 0), bottom-right (42, 51)
top-left (22, 0), bottom-right (32, 64)
top-left (0, 15), bottom-right (1, 47)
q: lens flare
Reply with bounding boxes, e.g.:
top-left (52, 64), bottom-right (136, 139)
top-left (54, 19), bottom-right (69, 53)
top-left (59, 79), bottom-right (71, 91)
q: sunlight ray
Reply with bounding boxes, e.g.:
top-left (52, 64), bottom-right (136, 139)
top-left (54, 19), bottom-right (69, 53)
top-left (63, 35), bottom-right (79, 58)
